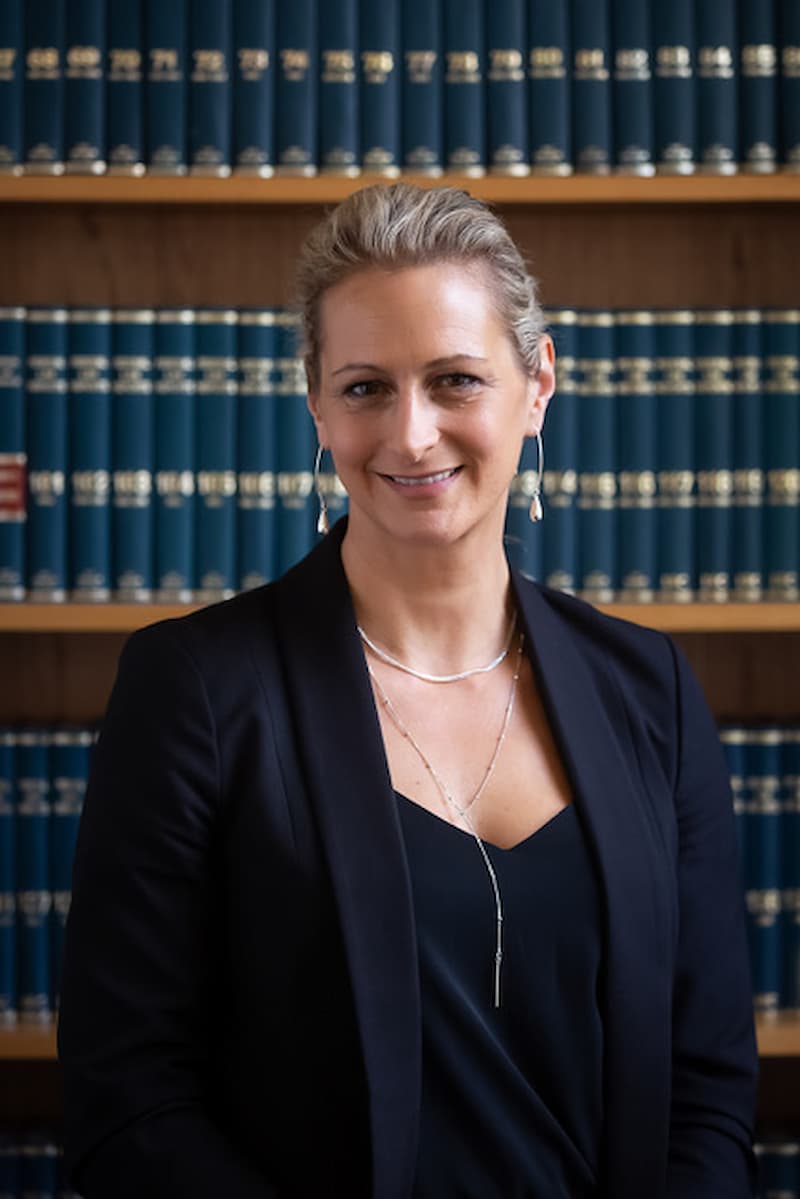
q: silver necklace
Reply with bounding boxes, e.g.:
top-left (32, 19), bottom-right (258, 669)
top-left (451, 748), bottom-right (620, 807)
top-left (367, 630), bottom-right (524, 1009)
top-left (357, 616), bottom-right (517, 684)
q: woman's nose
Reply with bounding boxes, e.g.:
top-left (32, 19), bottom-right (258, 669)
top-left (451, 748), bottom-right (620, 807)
top-left (387, 386), bottom-right (440, 460)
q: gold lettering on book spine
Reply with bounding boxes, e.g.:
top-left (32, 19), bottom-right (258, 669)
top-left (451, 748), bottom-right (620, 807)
top-left (281, 49), bottom-right (309, 81)
top-left (529, 47), bottom-right (565, 79)
top-left (322, 50), bottom-right (356, 84)
top-left (655, 46), bottom-right (691, 78)
top-left (406, 50), bottom-right (436, 83)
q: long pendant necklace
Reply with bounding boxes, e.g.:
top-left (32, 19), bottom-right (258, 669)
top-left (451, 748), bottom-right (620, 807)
top-left (366, 630), bottom-right (524, 1009)
top-left (357, 615), bottom-right (517, 685)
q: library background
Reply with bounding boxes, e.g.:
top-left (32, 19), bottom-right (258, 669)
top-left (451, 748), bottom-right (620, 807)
top-left (1, 0), bottom-right (800, 1194)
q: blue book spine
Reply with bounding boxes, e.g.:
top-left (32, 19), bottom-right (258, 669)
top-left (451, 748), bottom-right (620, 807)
top-left (195, 310), bottom-right (238, 601)
top-left (233, 0), bottom-right (275, 176)
top-left (571, 0), bottom-right (612, 173)
top-left (655, 310), bottom-right (695, 600)
top-left (50, 730), bottom-right (90, 1010)
top-left (0, 0), bottom-right (23, 175)
top-left (237, 310), bottom-right (278, 590)
top-left (275, 313), bottom-right (314, 577)
top-left (720, 724), bottom-right (748, 858)
top-left (763, 310), bottom-right (800, 601)
top-left (15, 732), bottom-right (52, 1024)
top-left (0, 732), bottom-right (16, 1025)
top-left (527, 0), bottom-right (572, 175)
top-left (616, 311), bottom-right (657, 600)
top-left (401, 0), bottom-right (443, 174)
top-left (731, 309), bottom-right (764, 601)
top-left (696, 0), bottom-right (738, 173)
top-left (487, 0), bottom-right (528, 176)
top-left (783, 727), bottom-right (800, 1011)
top-left (443, 0), bottom-right (485, 174)
top-left (652, 0), bottom-right (695, 174)
top-left (611, 0), bottom-right (653, 175)
top-left (755, 1140), bottom-right (800, 1196)
top-left (23, 0), bottom-right (66, 174)
top-left (577, 311), bottom-right (617, 600)
top-left (275, 0), bottom-right (316, 175)
top-left (542, 309), bottom-right (579, 591)
top-left (739, 0), bottom-right (778, 174)
top-left (19, 1134), bottom-right (58, 1198)
top-left (106, 0), bottom-right (145, 176)
top-left (68, 309), bottom-right (112, 601)
top-left (64, 0), bottom-right (106, 174)
top-left (0, 1130), bottom-right (21, 1193)
top-left (0, 307), bottom-right (26, 601)
top-left (112, 309), bottom-right (155, 601)
top-left (189, 0), bottom-right (233, 176)
top-left (25, 309), bottom-right (69, 602)
top-left (694, 310), bottom-right (735, 601)
top-left (154, 310), bottom-right (195, 601)
top-left (319, 0), bottom-right (359, 176)
top-left (781, 0), bottom-right (800, 171)
top-left (744, 727), bottom-right (783, 1013)
top-left (144, 0), bottom-right (187, 174)
top-left (360, 0), bottom-right (400, 175)
top-left (506, 437), bottom-right (542, 580)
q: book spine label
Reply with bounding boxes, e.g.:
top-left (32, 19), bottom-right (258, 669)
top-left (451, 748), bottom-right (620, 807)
top-left (68, 309), bottom-right (112, 600)
top-left (0, 0), bottom-right (23, 173)
top-left (652, 0), bottom-right (695, 173)
top-left (64, 0), bottom-right (106, 174)
top-left (739, 0), bottom-right (778, 173)
top-left (0, 307), bottom-right (26, 601)
top-left (571, 0), bottom-right (612, 173)
top-left (780, 0), bottom-right (800, 170)
top-left (23, 0), bottom-right (66, 173)
top-left (0, 732), bottom-right (16, 1024)
top-left (542, 309), bottom-right (578, 591)
top-left (731, 312), bottom-right (764, 601)
top-left (611, 0), bottom-right (653, 175)
top-left (763, 310), bottom-right (800, 600)
top-left (233, 0), bottom-right (275, 174)
top-left (275, 314), bottom-right (314, 577)
top-left (695, 0), bottom-right (738, 173)
top-left (360, 0), bottom-right (400, 175)
top-left (694, 310), bottom-right (734, 601)
top-left (16, 733), bottom-right (52, 1024)
top-left (319, 0), bottom-right (359, 174)
top-left (50, 730), bottom-right (91, 1010)
top-left (145, 0), bottom-right (187, 173)
top-left (154, 311), bottom-right (195, 601)
top-left (25, 310), bottom-right (69, 601)
top-left (195, 311), bottom-right (237, 600)
top-left (275, 0), bottom-right (316, 173)
top-left (237, 310), bottom-right (277, 590)
top-left (443, 0), bottom-right (485, 174)
top-left (107, 0), bottom-right (144, 175)
top-left (401, 0), bottom-right (442, 173)
top-left (744, 728), bottom-right (783, 1013)
top-left (487, 0), bottom-right (527, 175)
top-left (527, 0), bottom-right (571, 175)
top-left (655, 311), bottom-right (695, 600)
top-left (112, 310), bottom-right (155, 600)
top-left (189, 0), bottom-right (232, 175)
top-left (577, 312), bottom-right (616, 600)
top-left (616, 312), bottom-right (657, 599)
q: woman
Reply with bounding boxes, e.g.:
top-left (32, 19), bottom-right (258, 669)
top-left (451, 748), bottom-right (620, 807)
top-left (59, 183), bottom-right (757, 1198)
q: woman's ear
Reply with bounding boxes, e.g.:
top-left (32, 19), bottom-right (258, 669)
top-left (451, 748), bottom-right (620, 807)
top-left (525, 334), bottom-right (556, 437)
top-left (306, 390), bottom-right (328, 449)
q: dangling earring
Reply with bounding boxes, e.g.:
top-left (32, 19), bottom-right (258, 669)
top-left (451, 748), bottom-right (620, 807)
top-left (314, 443), bottom-right (330, 535)
top-left (529, 430), bottom-right (544, 523)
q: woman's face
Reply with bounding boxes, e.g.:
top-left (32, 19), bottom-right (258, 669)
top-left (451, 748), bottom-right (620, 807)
top-left (308, 262), bottom-right (555, 554)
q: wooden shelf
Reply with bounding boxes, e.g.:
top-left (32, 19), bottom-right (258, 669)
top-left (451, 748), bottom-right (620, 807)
top-left (0, 601), bottom-right (798, 635)
top-left (756, 1013), bottom-right (800, 1058)
top-left (0, 173), bottom-right (799, 207)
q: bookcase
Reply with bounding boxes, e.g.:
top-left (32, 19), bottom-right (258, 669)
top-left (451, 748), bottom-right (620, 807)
top-left (1, 173), bottom-right (800, 1136)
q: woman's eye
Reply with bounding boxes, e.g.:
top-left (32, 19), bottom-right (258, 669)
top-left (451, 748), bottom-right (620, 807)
top-left (344, 379), bottom-right (384, 399)
top-left (437, 372), bottom-right (481, 390)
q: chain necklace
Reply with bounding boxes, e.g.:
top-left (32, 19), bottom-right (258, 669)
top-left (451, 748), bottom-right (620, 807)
top-left (366, 630), bottom-right (524, 1009)
top-left (357, 615), bottom-right (517, 684)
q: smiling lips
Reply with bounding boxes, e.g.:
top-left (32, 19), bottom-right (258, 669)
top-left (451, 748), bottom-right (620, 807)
top-left (384, 467), bottom-right (462, 487)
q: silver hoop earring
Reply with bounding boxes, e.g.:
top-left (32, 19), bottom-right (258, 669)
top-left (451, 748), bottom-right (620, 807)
top-left (314, 443), bottom-right (330, 535)
top-left (529, 431), bottom-right (544, 523)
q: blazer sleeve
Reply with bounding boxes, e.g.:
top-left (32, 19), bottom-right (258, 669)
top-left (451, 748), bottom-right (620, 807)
top-left (57, 624), bottom-right (277, 1198)
top-left (665, 639), bottom-right (758, 1198)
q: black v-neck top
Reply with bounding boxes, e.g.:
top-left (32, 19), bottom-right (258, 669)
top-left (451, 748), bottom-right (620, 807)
top-left (396, 794), bottom-right (605, 1199)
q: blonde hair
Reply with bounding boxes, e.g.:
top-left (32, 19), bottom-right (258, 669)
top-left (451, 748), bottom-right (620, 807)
top-left (294, 182), bottom-right (546, 389)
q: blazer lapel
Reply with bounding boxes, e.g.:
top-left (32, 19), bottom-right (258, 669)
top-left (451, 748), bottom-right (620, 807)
top-left (272, 524), bottom-right (420, 1199)
top-left (514, 578), bottom-right (674, 1199)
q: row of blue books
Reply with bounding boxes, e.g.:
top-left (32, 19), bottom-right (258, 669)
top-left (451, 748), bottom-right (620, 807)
top-left (722, 725), bottom-right (800, 1014)
top-left (0, 1131), bottom-right (79, 1199)
top-left (0, 0), bottom-right (798, 178)
top-left (1, 303), bottom-right (799, 603)
top-left (756, 1140), bottom-right (800, 1197)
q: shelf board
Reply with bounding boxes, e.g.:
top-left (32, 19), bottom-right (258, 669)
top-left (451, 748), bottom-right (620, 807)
top-left (0, 601), bottom-right (798, 635)
top-left (1, 173), bottom-right (799, 206)
top-left (755, 1012), bottom-right (800, 1058)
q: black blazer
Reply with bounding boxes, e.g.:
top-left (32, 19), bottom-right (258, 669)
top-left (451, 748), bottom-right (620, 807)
top-left (59, 520), bottom-right (758, 1199)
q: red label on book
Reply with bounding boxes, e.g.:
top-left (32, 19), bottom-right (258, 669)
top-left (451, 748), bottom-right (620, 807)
top-left (0, 454), bottom-right (27, 521)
